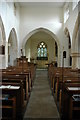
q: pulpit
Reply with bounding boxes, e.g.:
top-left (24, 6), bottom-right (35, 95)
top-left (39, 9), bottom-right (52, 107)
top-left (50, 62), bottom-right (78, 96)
top-left (16, 57), bottom-right (28, 67)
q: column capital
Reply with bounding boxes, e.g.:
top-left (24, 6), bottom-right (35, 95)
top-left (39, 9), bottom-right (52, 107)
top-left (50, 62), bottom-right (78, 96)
top-left (71, 53), bottom-right (80, 57)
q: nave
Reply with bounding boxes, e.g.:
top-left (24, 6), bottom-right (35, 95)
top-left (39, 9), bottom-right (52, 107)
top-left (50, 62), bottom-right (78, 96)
top-left (0, 58), bottom-right (80, 120)
top-left (0, 1), bottom-right (80, 120)
top-left (24, 69), bottom-right (60, 120)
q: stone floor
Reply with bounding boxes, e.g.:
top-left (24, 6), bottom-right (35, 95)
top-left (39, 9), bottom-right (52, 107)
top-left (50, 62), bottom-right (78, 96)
top-left (23, 69), bottom-right (60, 120)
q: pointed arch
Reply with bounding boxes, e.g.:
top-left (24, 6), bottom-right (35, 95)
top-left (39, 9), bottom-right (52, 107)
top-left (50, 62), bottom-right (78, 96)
top-left (0, 16), bottom-right (6, 68)
top-left (72, 12), bottom-right (80, 53)
top-left (22, 27), bottom-right (60, 49)
top-left (71, 12), bottom-right (80, 68)
top-left (22, 27), bottom-right (61, 66)
top-left (0, 15), bottom-right (6, 45)
top-left (64, 27), bottom-right (72, 66)
top-left (64, 27), bottom-right (71, 49)
top-left (8, 28), bottom-right (18, 66)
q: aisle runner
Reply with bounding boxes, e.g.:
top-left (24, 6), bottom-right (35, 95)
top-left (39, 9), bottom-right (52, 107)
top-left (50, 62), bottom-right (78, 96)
top-left (24, 69), bottom-right (60, 119)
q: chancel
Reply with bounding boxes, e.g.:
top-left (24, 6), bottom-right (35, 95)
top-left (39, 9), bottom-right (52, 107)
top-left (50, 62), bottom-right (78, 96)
top-left (0, 1), bottom-right (80, 120)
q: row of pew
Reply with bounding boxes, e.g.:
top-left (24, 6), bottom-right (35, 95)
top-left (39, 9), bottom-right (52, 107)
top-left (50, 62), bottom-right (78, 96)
top-left (48, 63), bottom-right (80, 120)
top-left (0, 58), bottom-right (36, 120)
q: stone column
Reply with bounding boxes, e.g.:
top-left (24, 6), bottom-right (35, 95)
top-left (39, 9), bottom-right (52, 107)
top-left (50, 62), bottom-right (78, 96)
top-left (0, 55), bottom-right (6, 69)
top-left (71, 53), bottom-right (80, 69)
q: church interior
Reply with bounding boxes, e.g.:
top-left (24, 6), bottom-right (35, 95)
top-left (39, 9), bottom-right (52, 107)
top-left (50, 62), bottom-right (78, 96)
top-left (0, 1), bottom-right (80, 120)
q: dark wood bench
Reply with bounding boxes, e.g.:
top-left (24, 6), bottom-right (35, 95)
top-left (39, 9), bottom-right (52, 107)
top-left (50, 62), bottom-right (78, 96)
top-left (0, 81), bottom-right (23, 120)
top-left (2, 73), bottom-right (29, 101)
top-left (62, 82), bottom-right (80, 120)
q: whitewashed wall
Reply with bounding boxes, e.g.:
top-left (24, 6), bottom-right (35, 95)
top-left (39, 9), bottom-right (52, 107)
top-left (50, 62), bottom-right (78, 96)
top-left (0, 2), bottom-right (79, 68)
top-left (63, 2), bottom-right (78, 45)
top-left (19, 4), bottom-right (63, 46)
top-left (0, 2), bottom-right (20, 68)
top-left (63, 2), bottom-right (79, 68)
top-left (19, 4), bottom-right (69, 67)
top-left (25, 38), bottom-right (31, 62)
top-left (25, 37), bottom-right (55, 63)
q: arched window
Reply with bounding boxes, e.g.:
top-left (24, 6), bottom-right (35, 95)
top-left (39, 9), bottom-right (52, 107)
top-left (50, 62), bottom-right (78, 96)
top-left (37, 41), bottom-right (48, 60)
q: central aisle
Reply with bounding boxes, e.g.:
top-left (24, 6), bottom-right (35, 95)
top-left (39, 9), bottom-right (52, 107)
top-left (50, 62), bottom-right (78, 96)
top-left (24, 69), bottom-right (60, 119)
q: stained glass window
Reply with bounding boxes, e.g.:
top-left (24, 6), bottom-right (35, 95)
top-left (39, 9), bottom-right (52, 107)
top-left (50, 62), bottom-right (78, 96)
top-left (37, 41), bottom-right (47, 57)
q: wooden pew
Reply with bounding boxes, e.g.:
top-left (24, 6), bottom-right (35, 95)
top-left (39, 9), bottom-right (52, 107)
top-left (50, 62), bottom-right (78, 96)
top-left (0, 81), bottom-right (23, 120)
top-left (0, 57), bottom-right (36, 119)
top-left (2, 73), bottom-right (29, 101)
top-left (53, 70), bottom-right (80, 101)
top-left (48, 66), bottom-right (80, 119)
top-left (0, 94), bottom-right (16, 120)
top-left (5, 66), bottom-right (34, 89)
top-left (61, 82), bottom-right (80, 120)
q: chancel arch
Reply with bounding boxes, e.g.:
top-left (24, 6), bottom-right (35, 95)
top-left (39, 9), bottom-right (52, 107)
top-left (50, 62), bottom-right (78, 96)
top-left (72, 12), bottom-right (80, 68)
top-left (23, 28), bottom-right (60, 67)
top-left (8, 28), bottom-right (18, 66)
top-left (0, 16), bottom-right (6, 68)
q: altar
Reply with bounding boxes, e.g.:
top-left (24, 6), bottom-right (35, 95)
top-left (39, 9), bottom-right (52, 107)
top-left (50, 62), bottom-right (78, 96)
top-left (36, 60), bottom-right (48, 68)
